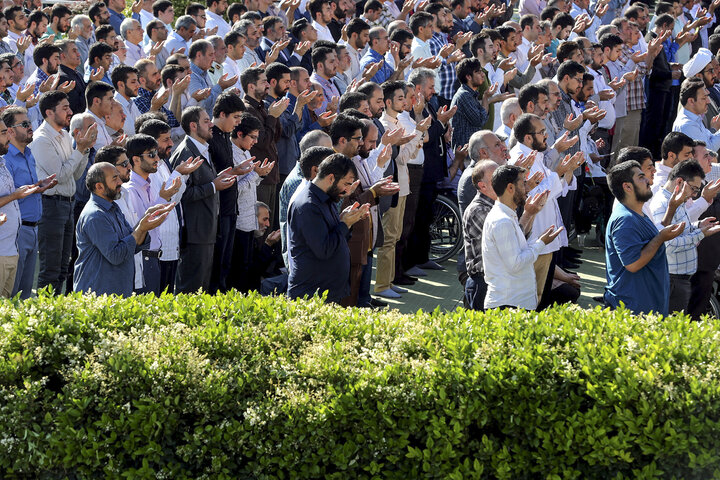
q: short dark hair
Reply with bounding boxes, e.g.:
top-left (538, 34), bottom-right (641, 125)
top-left (88, 42), bottom-right (114, 65)
top-left (557, 60), bottom-right (585, 83)
top-left (668, 159), bottom-right (706, 182)
top-left (88, 2), bottom-right (107, 23)
top-left (95, 24), bottom-right (116, 42)
top-left (520, 14), bottom-right (538, 30)
top-left (263, 15), bottom-right (283, 33)
top-left (497, 25), bottom-right (515, 42)
top-left (600, 33), bottom-right (624, 51)
top-left (540, 6), bottom-right (559, 21)
top-left (212, 91), bottom-right (244, 118)
top-left (347, 17), bottom-right (370, 38)
top-left (329, 114), bottom-right (364, 145)
top-left (185, 2), bottom-right (205, 16)
top-left (512, 113), bottom-right (540, 144)
top-left (85, 81), bottom-right (114, 108)
top-left (316, 152), bottom-right (358, 182)
top-left (365, 0), bottom-right (383, 13)
top-left (161, 64), bottom-right (185, 88)
top-left (612, 146), bottom-right (652, 168)
top-left (27, 10), bottom-right (48, 29)
top-left (518, 84), bottom-right (549, 112)
top-left (655, 13), bottom-right (674, 29)
top-left (661, 131), bottom-right (694, 160)
top-left (227, 2), bottom-right (246, 21)
top-left (152, 0), bottom-right (173, 17)
top-left (357, 81), bottom-right (381, 98)
top-left (138, 118), bottom-right (171, 138)
top-left (181, 106), bottom-right (205, 135)
top-left (299, 146), bottom-right (334, 179)
top-left (232, 112), bottom-right (263, 138)
top-left (125, 134), bottom-right (158, 166)
top-left (50, 4), bottom-right (71, 22)
top-left (86, 162), bottom-right (113, 193)
top-left (339, 92), bottom-right (368, 112)
top-left (2, 5), bottom-right (21, 23)
top-left (38, 91), bottom-right (68, 119)
top-left (556, 41), bottom-right (579, 64)
top-left (94, 145), bottom-right (127, 167)
top-left (33, 43), bottom-right (60, 68)
top-left (224, 29), bottom-right (245, 47)
top-left (491, 164), bottom-right (525, 197)
top-left (680, 78), bottom-right (706, 106)
top-left (552, 12), bottom-right (574, 30)
top-left (189, 39), bottom-right (211, 60)
top-left (607, 160), bottom-right (641, 201)
top-left (456, 58), bottom-right (482, 85)
top-left (308, 0), bottom-right (330, 20)
top-left (311, 46), bottom-right (335, 70)
top-left (110, 64), bottom-right (139, 89)
top-left (146, 19), bottom-right (165, 37)
top-left (382, 80), bottom-right (405, 106)
top-left (266, 62), bottom-right (292, 85)
top-left (290, 18), bottom-right (311, 39)
top-left (409, 11), bottom-right (433, 36)
top-left (135, 111), bottom-right (168, 132)
top-left (1, 106), bottom-right (26, 129)
top-left (240, 67), bottom-right (264, 94)
top-left (390, 28), bottom-right (413, 46)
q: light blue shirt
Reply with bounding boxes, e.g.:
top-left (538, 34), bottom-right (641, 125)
top-left (673, 107), bottom-right (720, 151)
top-left (189, 62), bottom-right (223, 116)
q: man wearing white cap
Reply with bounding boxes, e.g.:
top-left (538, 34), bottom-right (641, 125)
top-left (681, 48), bottom-right (719, 126)
top-left (673, 77), bottom-right (720, 151)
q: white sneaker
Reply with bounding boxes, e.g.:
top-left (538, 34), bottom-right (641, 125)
top-left (405, 266), bottom-right (428, 276)
top-left (390, 285), bottom-right (408, 293)
top-left (375, 288), bottom-right (402, 299)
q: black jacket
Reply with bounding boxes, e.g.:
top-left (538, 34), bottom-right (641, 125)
top-left (58, 64), bottom-right (87, 114)
top-left (208, 125), bottom-right (237, 217)
top-left (646, 31), bottom-right (673, 92)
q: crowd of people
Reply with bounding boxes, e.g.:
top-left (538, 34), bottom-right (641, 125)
top-left (0, 0), bottom-right (719, 317)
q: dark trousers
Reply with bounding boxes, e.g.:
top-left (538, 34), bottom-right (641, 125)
top-left (159, 259), bottom-right (177, 294)
top-left (464, 272), bottom-right (487, 311)
top-left (341, 262), bottom-right (364, 307)
top-left (640, 88), bottom-right (670, 159)
top-left (257, 183), bottom-right (278, 230)
top-left (404, 180), bottom-right (437, 270)
top-left (210, 214), bottom-right (237, 294)
top-left (395, 165), bottom-right (423, 281)
top-left (13, 224), bottom-right (37, 299)
top-left (688, 269), bottom-right (715, 321)
top-left (134, 254), bottom-right (161, 295)
top-left (229, 229), bottom-right (255, 293)
top-left (669, 274), bottom-right (692, 314)
top-left (38, 195), bottom-right (74, 294)
top-left (358, 251), bottom-right (373, 306)
top-left (175, 243), bottom-right (214, 293)
top-left (66, 200), bottom-right (85, 292)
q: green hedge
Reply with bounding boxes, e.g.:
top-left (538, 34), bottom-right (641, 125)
top-left (1, 292), bottom-right (720, 479)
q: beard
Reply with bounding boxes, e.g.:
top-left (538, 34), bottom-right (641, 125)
top-left (531, 137), bottom-right (547, 152)
top-left (634, 183), bottom-right (653, 202)
top-left (513, 187), bottom-right (526, 210)
top-left (0, 141), bottom-right (8, 155)
top-left (327, 181), bottom-right (344, 202)
top-left (105, 182), bottom-right (122, 200)
top-left (124, 85), bottom-right (136, 98)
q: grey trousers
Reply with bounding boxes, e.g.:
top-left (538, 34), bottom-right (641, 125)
top-left (38, 196), bottom-right (74, 294)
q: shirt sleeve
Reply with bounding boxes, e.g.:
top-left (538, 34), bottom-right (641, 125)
top-left (83, 211), bottom-right (138, 266)
top-left (295, 202), bottom-right (350, 260)
top-left (611, 214), bottom-right (655, 267)
top-left (489, 217), bottom-right (544, 273)
top-left (33, 136), bottom-right (87, 187)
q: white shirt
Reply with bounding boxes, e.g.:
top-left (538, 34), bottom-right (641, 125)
top-left (340, 40), bottom-right (362, 81)
top-left (149, 159), bottom-right (185, 261)
top-left (312, 20), bottom-right (335, 42)
top-left (5, 30), bottom-right (21, 53)
top-left (516, 37), bottom-right (542, 83)
top-left (589, 66), bottom-right (616, 129)
top-left (221, 56), bottom-right (245, 94)
top-left (206, 9), bottom-right (231, 39)
top-left (484, 61), bottom-right (505, 130)
top-left (495, 123), bottom-right (512, 143)
top-left (124, 40), bottom-right (146, 67)
top-left (114, 91), bottom-right (141, 136)
top-left (165, 31), bottom-right (192, 56)
top-left (86, 109), bottom-right (114, 149)
top-left (652, 161), bottom-right (710, 222)
top-left (138, 9), bottom-right (155, 29)
top-left (482, 200), bottom-right (546, 309)
top-left (380, 111), bottom-right (423, 196)
top-left (30, 120), bottom-right (89, 197)
top-left (398, 111), bottom-right (425, 166)
top-left (509, 142), bottom-right (569, 254)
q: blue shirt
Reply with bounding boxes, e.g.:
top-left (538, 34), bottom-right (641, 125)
top-left (74, 193), bottom-right (149, 296)
top-left (429, 32), bottom-right (458, 101)
top-left (108, 7), bottom-right (125, 35)
top-left (4, 143), bottom-right (40, 222)
top-left (189, 62), bottom-right (223, 116)
top-left (134, 87), bottom-right (179, 127)
top-left (359, 48), bottom-right (394, 84)
top-left (604, 202), bottom-right (669, 315)
top-left (266, 93), bottom-right (301, 176)
top-left (279, 163), bottom-right (304, 264)
top-left (290, 92), bottom-right (321, 142)
top-left (672, 107), bottom-right (720, 151)
top-left (287, 182), bottom-right (351, 303)
top-left (450, 83), bottom-right (489, 149)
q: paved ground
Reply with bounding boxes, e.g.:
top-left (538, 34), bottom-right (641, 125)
top-left (370, 237), bottom-right (607, 315)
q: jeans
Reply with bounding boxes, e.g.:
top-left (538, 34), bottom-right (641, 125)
top-left (38, 196), bottom-right (74, 294)
top-left (135, 254), bottom-right (161, 295)
top-left (159, 259), bottom-right (177, 294)
top-left (12, 224), bottom-right (37, 299)
top-left (669, 274), bottom-right (692, 314)
top-left (464, 272), bottom-right (487, 311)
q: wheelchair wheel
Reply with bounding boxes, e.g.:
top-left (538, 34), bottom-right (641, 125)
top-left (429, 194), bottom-right (463, 263)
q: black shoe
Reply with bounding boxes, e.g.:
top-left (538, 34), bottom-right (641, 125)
top-left (370, 298), bottom-right (388, 307)
top-left (560, 260), bottom-right (582, 270)
top-left (567, 246), bottom-right (583, 254)
top-left (404, 275), bottom-right (419, 281)
top-left (394, 276), bottom-right (416, 286)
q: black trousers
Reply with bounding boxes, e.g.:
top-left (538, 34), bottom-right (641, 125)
top-left (689, 269), bottom-right (715, 321)
top-left (38, 195), bottom-right (74, 294)
top-left (640, 88), bottom-right (671, 159)
top-left (395, 164), bottom-right (423, 281)
top-left (404, 180), bottom-right (437, 271)
top-left (175, 243), bottom-right (214, 293)
top-left (229, 229), bottom-right (255, 293)
top-left (210, 214), bottom-right (237, 294)
top-left (159, 259), bottom-right (177, 294)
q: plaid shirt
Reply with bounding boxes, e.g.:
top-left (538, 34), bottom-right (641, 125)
top-left (649, 187), bottom-right (704, 275)
top-left (429, 32), bottom-right (458, 101)
top-left (548, 88), bottom-right (582, 158)
top-left (619, 45), bottom-right (648, 112)
top-left (134, 87), bottom-right (180, 128)
top-left (463, 192), bottom-right (494, 276)
top-left (450, 83), bottom-right (488, 149)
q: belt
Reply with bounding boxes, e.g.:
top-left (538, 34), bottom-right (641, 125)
top-left (407, 164), bottom-right (423, 169)
top-left (670, 273), bottom-right (692, 280)
top-left (21, 220), bottom-right (38, 227)
top-left (43, 194), bottom-right (73, 202)
top-left (142, 250), bottom-right (162, 258)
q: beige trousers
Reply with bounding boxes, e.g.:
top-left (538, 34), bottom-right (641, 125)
top-left (533, 253), bottom-right (553, 302)
top-left (374, 196), bottom-right (407, 292)
top-left (0, 255), bottom-right (18, 298)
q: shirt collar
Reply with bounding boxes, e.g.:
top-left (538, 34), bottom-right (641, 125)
top-left (7, 142), bottom-right (27, 158)
top-left (188, 136), bottom-right (209, 158)
top-left (190, 62), bottom-right (207, 77)
top-left (681, 106), bottom-right (703, 123)
top-left (91, 192), bottom-right (115, 211)
top-left (495, 199), bottom-right (518, 219)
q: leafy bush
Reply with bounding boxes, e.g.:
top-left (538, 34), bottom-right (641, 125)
top-left (1, 291), bottom-right (720, 479)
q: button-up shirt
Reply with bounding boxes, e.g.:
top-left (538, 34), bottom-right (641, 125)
top-left (4, 143), bottom-right (40, 222)
top-left (266, 93), bottom-right (301, 176)
top-left (482, 200), bottom-right (545, 309)
top-left (233, 144), bottom-right (263, 232)
top-left (124, 39), bottom-right (145, 67)
top-left (359, 48), bottom-right (393, 84)
top-left (164, 31), bottom-right (192, 57)
top-left (24, 66), bottom-right (49, 96)
top-left (649, 186), bottom-right (704, 275)
top-left (429, 32), bottom-right (458, 101)
top-left (309, 71), bottom-right (340, 116)
top-left (85, 109), bottom-right (114, 149)
top-left (509, 142), bottom-right (568, 254)
top-left (149, 158), bottom-right (184, 261)
top-left (673, 107), bottom-right (720, 152)
top-left (0, 157), bottom-right (21, 256)
top-left (29, 120), bottom-right (88, 197)
top-left (189, 61), bottom-right (223, 116)
top-left (114, 91), bottom-right (141, 135)
top-left (205, 9), bottom-right (231, 39)
top-left (312, 20), bottom-right (334, 42)
top-left (74, 193), bottom-right (149, 296)
top-left (340, 40), bottom-right (362, 80)
top-left (463, 192), bottom-right (494, 276)
top-left (450, 83), bottom-right (489, 149)
top-left (108, 7), bottom-right (125, 34)
top-left (221, 56), bottom-right (245, 94)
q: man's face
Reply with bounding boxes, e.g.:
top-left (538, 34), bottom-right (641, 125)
top-left (156, 131), bottom-right (173, 159)
top-left (56, 14), bottom-right (70, 33)
top-left (635, 9), bottom-right (649, 29)
top-left (320, 52), bottom-right (338, 78)
top-left (50, 99), bottom-right (73, 128)
top-left (102, 166), bottom-right (124, 200)
top-left (126, 20), bottom-right (143, 44)
top-left (529, 119), bottom-right (547, 151)
top-left (122, 73), bottom-right (140, 98)
top-left (327, 171), bottom-right (356, 201)
top-left (0, 121), bottom-right (8, 155)
top-left (565, 71), bottom-right (583, 95)
top-left (105, 100), bottom-right (126, 130)
top-left (320, 2), bottom-right (333, 23)
top-left (195, 45), bottom-right (216, 71)
top-left (403, 87), bottom-right (415, 112)
top-left (468, 69), bottom-right (485, 89)
top-left (0, 18), bottom-right (9, 38)
top-left (372, 29), bottom-right (389, 55)
top-left (678, 145), bottom-right (695, 162)
top-left (358, 99), bottom-right (371, 117)
top-left (236, 129), bottom-right (259, 150)
top-left (293, 69), bottom-right (311, 93)
top-left (591, 46), bottom-right (604, 67)
top-left (359, 125), bottom-right (377, 158)
top-left (701, 61), bottom-right (717, 88)
top-left (421, 78), bottom-right (436, 102)
top-left (97, 52), bottom-right (112, 71)
top-left (9, 57), bottom-right (22, 83)
top-left (30, 18), bottom-right (47, 38)
top-left (256, 206), bottom-right (270, 235)
top-left (309, 83), bottom-right (324, 109)
top-left (546, 82), bottom-right (561, 110)
top-left (109, 0), bottom-right (125, 12)
top-left (695, 144), bottom-right (712, 173)
top-left (511, 178), bottom-right (526, 209)
top-left (342, 128), bottom-right (363, 157)
top-left (606, 44), bottom-right (622, 62)
top-left (0, 62), bottom-right (11, 89)
top-left (218, 110), bottom-right (243, 132)
top-left (8, 112), bottom-right (32, 145)
top-left (558, 25), bottom-right (571, 40)
top-left (229, 37), bottom-right (245, 59)
top-left (267, 21), bottom-right (286, 41)
top-left (389, 88), bottom-right (405, 113)
top-left (502, 33), bottom-right (517, 52)
top-left (368, 87), bottom-right (384, 118)
top-left (9, 10), bottom-right (27, 31)
top-left (252, 72), bottom-right (270, 99)
top-left (113, 154), bottom-right (131, 183)
top-left (569, 48), bottom-right (584, 64)
top-left (95, 91), bottom-right (115, 117)
top-left (524, 18), bottom-right (540, 41)
top-left (272, 73), bottom-right (291, 97)
top-left (215, 0), bottom-right (228, 13)
top-left (484, 133), bottom-right (509, 164)
top-left (337, 48), bottom-right (351, 71)
top-left (247, 25), bottom-right (262, 47)
top-left (136, 147), bottom-right (160, 174)
top-left (532, 92), bottom-right (549, 118)
top-left (481, 37), bottom-right (496, 64)
top-left (62, 43), bottom-right (82, 69)
top-left (691, 87), bottom-right (711, 115)
top-left (640, 157), bottom-right (656, 185)
top-left (630, 167), bottom-right (652, 202)
top-left (353, 29), bottom-right (369, 50)
top-left (577, 80), bottom-right (594, 102)
top-left (96, 6), bottom-right (110, 24)
top-left (141, 63), bottom-right (161, 91)
top-left (439, 8), bottom-right (454, 34)
top-left (192, 9), bottom-right (206, 28)
top-left (158, 6), bottom-right (175, 24)
top-left (44, 52), bottom-right (59, 74)
top-left (304, 24), bottom-right (318, 42)
top-left (673, 0), bottom-right (683, 16)
top-left (195, 110), bottom-right (213, 141)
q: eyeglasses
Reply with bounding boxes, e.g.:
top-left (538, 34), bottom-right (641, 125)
top-left (350, 135), bottom-right (363, 141)
top-left (141, 150), bottom-right (158, 158)
top-left (689, 183), bottom-right (702, 194)
top-left (115, 160), bottom-right (130, 168)
top-left (528, 130), bottom-right (547, 137)
top-left (248, 134), bottom-right (259, 140)
top-left (9, 121), bottom-right (31, 129)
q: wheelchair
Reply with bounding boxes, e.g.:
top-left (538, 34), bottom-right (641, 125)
top-left (428, 191), bottom-right (464, 264)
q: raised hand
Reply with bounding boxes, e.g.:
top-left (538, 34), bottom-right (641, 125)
top-left (173, 156), bottom-right (202, 176)
top-left (318, 111), bottom-right (337, 127)
top-left (171, 74), bottom-right (191, 95)
top-left (159, 176), bottom-right (182, 201)
top-left (36, 174), bottom-right (58, 193)
top-left (150, 40), bottom-right (166, 57)
top-left (436, 104), bottom-right (457, 124)
top-left (539, 224), bottom-right (565, 244)
top-left (16, 36), bottom-right (30, 54)
top-left (416, 115), bottom-right (432, 132)
top-left (150, 88), bottom-right (170, 111)
top-left (254, 158), bottom-right (275, 176)
top-left (659, 222), bottom-right (685, 241)
top-left (294, 40), bottom-right (311, 56)
top-left (702, 178), bottom-right (720, 202)
top-left (138, 203), bottom-right (175, 232)
top-left (563, 112), bottom-right (583, 131)
top-left (268, 97), bottom-right (290, 118)
top-left (265, 229), bottom-right (281, 246)
top-left (524, 189), bottom-right (549, 215)
top-left (552, 131), bottom-right (579, 153)
top-left (75, 123), bottom-right (98, 152)
top-left (192, 88), bottom-right (212, 101)
top-left (340, 201), bottom-right (371, 227)
top-left (376, 143), bottom-right (392, 168)
top-left (232, 157), bottom-right (258, 176)
top-left (212, 167), bottom-right (237, 191)
top-left (700, 217), bottom-right (720, 236)
top-left (266, 38), bottom-right (291, 64)
top-left (218, 73), bottom-right (239, 90)
top-left (15, 83), bottom-right (34, 103)
top-left (608, 76), bottom-right (626, 90)
top-left (525, 171), bottom-right (545, 191)
top-left (370, 176), bottom-right (401, 197)
top-left (12, 184), bottom-right (40, 200)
